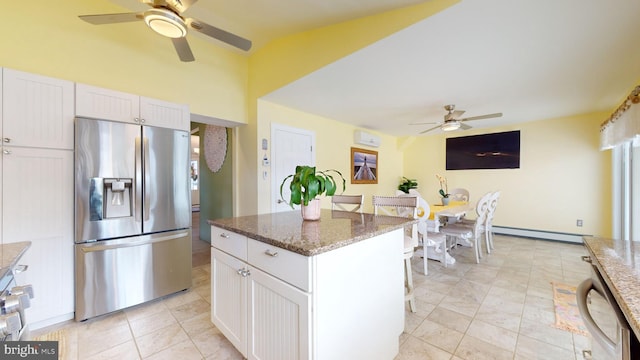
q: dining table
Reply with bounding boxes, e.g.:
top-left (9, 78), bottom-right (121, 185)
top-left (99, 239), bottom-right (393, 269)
top-left (428, 200), bottom-right (473, 221)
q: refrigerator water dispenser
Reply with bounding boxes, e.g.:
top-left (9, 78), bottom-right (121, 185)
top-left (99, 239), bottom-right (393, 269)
top-left (89, 178), bottom-right (133, 220)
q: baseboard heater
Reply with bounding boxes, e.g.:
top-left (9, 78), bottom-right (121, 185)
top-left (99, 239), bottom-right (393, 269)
top-left (493, 226), bottom-right (586, 244)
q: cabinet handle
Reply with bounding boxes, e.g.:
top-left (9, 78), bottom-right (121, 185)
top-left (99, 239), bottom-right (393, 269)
top-left (219, 233), bottom-right (230, 239)
top-left (264, 249), bottom-right (279, 257)
top-left (581, 256), bottom-right (592, 264)
top-left (2, 138), bottom-right (10, 143)
top-left (236, 268), bottom-right (250, 277)
top-left (134, 117), bottom-right (140, 123)
top-left (2, 150), bottom-right (11, 155)
top-left (140, 118), bottom-right (146, 123)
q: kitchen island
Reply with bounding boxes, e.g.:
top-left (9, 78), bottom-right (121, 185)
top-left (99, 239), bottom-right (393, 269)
top-left (209, 209), bottom-right (416, 360)
top-left (582, 236), bottom-right (640, 341)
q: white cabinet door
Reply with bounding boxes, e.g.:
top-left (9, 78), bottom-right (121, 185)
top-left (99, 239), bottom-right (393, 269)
top-left (75, 83), bottom-right (140, 124)
top-left (248, 267), bottom-right (310, 360)
top-left (211, 248), bottom-right (248, 358)
top-left (140, 96), bottom-right (189, 131)
top-left (2, 147), bottom-right (74, 326)
top-left (76, 83), bottom-right (189, 131)
top-left (3, 69), bottom-right (74, 150)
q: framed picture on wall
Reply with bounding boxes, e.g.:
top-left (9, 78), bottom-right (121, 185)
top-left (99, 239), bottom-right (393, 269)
top-left (351, 147), bottom-right (378, 184)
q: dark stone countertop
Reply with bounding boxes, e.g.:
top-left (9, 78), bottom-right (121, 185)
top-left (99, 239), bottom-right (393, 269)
top-left (208, 209), bottom-right (417, 256)
top-left (582, 236), bottom-right (640, 340)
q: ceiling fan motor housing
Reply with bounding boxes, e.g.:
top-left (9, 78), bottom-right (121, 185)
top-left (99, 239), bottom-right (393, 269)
top-left (144, 8), bottom-right (187, 38)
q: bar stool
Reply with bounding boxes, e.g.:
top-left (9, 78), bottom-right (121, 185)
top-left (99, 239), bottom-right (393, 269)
top-left (372, 195), bottom-right (418, 312)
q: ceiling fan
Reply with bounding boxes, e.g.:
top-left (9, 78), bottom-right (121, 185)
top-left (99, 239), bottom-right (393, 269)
top-left (78, 0), bottom-right (252, 62)
top-left (411, 104), bottom-right (503, 134)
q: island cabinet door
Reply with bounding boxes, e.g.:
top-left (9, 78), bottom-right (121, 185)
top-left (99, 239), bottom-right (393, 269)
top-left (211, 248), bottom-right (248, 358)
top-left (248, 266), bottom-right (311, 360)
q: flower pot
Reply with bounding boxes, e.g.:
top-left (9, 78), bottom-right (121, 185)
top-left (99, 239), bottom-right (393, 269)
top-left (441, 197), bottom-right (450, 206)
top-left (301, 199), bottom-right (321, 221)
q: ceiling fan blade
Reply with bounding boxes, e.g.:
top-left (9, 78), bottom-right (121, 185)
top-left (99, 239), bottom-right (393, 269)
top-left (171, 37), bottom-right (195, 62)
top-left (445, 110), bottom-right (465, 121)
top-left (186, 18), bottom-right (252, 51)
top-left (459, 123), bottom-right (472, 130)
top-left (419, 125), bottom-right (442, 134)
top-left (79, 12), bottom-right (142, 25)
top-left (409, 121), bottom-right (439, 125)
top-left (460, 112), bottom-right (503, 122)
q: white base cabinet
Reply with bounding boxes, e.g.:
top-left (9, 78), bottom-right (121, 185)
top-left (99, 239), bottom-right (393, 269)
top-left (211, 225), bottom-right (404, 360)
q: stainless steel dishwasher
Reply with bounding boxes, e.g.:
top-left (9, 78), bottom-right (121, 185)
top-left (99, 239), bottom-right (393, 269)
top-left (577, 256), bottom-right (640, 359)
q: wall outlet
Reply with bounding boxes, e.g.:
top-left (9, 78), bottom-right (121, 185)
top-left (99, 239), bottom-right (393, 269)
top-left (576, 219), bottom-right (583, 227)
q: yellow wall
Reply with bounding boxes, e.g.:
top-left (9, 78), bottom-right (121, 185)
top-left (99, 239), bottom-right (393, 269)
top-left (239, 0), bottom-right (460, 215)
top-left (402, 112), bottom-right (612, 237)
top-left (257, 100), bottom-right (403, 214)
top-left (1, 0), bottom-right (248, 123)
top-left (1, 0), bottom-right (615, 237)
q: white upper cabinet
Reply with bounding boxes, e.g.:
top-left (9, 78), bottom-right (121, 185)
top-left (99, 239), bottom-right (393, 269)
top-left (76, 83), bottom-right (190, 131)
top-left (140, 96), bottom-right (190, 131)
top-left (2, 69), bottom-right (74, 150)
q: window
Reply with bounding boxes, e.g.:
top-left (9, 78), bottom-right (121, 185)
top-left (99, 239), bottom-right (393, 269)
top-left (612, 140), bottom-right (640, 240)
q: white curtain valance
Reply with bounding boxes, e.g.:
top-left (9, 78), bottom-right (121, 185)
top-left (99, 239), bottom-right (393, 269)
top-left (600, 86), bottom-right (640, 150)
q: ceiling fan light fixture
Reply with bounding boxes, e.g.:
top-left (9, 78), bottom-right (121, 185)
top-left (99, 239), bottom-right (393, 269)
top-left (144, 8), bottom-right (187, 38)
top-left (441, 121), bottom-right (461, 132)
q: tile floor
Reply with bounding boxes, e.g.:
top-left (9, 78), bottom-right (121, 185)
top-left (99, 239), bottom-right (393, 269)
top-left (31, 233), bottom-right (598, 360)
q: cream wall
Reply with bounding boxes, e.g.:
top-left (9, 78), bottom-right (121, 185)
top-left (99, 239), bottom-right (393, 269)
top-left (1, 0), bottom-right (248, 123)
top-left (402, 112), bottom-right (612, 237)
top-left (257, 100), bottom-right (403, 214)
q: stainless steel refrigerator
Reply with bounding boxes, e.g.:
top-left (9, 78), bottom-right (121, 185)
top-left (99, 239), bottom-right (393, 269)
top-left (74, 117), bottom-right (192, 321)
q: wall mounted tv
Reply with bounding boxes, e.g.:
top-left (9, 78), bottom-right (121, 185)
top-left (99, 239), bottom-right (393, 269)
top-left (446, 130), bottom-right (520, 170)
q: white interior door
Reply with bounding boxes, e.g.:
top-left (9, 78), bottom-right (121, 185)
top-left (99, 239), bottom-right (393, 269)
top-left (271, 124), bottom-right (315, 213)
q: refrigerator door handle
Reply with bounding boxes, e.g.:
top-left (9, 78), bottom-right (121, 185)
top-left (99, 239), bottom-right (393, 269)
top-left (77, 231), bottom-right (190, 253)
top-left (135, 136), bottom-right (142, 222)
top-left (143, 137), bottom-right (151, 221)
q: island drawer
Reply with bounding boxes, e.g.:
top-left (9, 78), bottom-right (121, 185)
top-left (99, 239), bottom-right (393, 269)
top-left (248, 238), bottom-right (311, 292)
top-left (211, 226), bottom-right (247, 261)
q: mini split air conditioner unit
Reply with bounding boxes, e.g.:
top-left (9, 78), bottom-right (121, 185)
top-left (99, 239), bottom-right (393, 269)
top-left (354, 130), bottom-right (381, 148)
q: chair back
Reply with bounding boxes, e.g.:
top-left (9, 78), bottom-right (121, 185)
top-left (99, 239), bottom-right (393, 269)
top-left (331, 194), bottom-right (364, 213)
top-left (372, 195), bottom-right (418, 248)
top-left (372, 195), bottom-right (417, 217)
top-left (449, 188), bottom-right (470, 202)
top-left (486, 191), bottom-right (501, 226)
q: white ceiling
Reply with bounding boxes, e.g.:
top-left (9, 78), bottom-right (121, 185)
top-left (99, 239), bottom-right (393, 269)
top-left (110, 0), bottom-right (640, 136)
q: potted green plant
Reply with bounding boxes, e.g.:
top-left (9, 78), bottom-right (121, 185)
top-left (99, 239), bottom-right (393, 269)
top-left (398, 177), bottom-right (418, 194)
top-left (279, 165), bottom-right (346, 220)
top-left (436, 174), bottom-right (450, 205)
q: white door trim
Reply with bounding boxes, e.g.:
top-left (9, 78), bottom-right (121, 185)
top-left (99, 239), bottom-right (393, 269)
top-left (271, 123), bottom-right (316, 213)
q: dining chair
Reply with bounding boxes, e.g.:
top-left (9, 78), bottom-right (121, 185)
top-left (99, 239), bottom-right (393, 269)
top-left (449, 188), bottom-right (470, 202)
top-left (484, 191), bottom-right (501, 253)
top-left (445, 188), bottom-right (470, 223)
top-left (438, 192), bottom-right (492, 264)
top-left (331, 194), bottom-right (364, 213)
top-left (372, 195), bottom-right (418, 312)
top-left (400, 190), bottom-right (451, 271)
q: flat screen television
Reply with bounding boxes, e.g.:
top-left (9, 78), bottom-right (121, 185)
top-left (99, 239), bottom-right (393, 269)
top-left (446, 130), bottom-right (520, 170)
